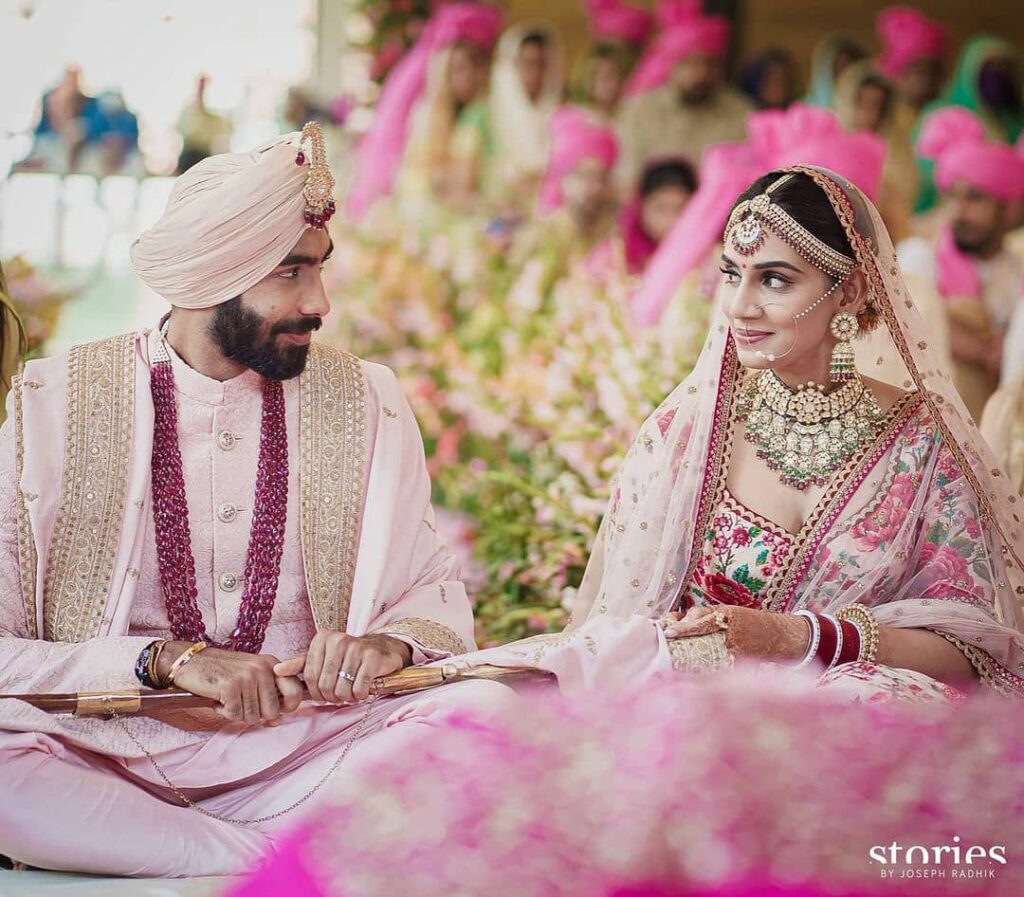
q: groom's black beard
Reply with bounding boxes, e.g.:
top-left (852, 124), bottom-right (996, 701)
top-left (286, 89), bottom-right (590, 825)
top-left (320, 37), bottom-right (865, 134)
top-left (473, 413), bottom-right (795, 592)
top-left (209, 297), bottom-right (321, 381)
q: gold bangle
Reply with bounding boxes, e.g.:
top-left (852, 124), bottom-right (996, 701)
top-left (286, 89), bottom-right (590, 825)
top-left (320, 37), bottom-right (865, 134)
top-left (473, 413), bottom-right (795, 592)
top-left (147, 639), bottom-right (168, 688)
top-left (166, 641), bottom-right (208, 686)
top-left (835, 604), bottom-right (879, 664)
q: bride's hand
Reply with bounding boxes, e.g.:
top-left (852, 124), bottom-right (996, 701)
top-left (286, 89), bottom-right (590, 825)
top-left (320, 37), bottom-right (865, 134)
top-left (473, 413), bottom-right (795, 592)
top-left (663, 604), bottom-right (810, 663)
top-left (662, 605), bottom-right (726, 638)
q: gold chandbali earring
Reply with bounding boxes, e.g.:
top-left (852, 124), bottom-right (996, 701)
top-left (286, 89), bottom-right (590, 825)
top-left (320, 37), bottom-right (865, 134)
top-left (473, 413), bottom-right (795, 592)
top-left (828, 312), bottom-right (859, 383)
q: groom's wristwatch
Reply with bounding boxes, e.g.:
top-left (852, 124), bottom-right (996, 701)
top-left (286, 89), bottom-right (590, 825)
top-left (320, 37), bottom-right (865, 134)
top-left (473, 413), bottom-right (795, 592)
top-left (134, 639), bottom-right (168, 689)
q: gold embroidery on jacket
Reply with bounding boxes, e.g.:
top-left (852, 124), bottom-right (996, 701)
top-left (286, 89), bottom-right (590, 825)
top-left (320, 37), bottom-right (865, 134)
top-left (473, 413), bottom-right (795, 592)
top-left (300, 344), bottom-right (367, 632)
top-left (43, 332), bottom-right (135, 641)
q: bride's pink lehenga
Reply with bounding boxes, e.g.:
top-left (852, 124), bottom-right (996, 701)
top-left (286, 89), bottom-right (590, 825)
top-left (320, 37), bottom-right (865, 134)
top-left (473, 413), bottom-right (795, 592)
top-left (233, 167), bottom-right (1024, 894)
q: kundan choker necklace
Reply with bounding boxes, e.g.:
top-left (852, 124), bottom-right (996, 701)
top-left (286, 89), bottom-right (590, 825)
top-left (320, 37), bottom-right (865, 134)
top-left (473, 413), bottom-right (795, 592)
top-left (150, 331), bottom-right (288, 653)
top-left (736, 369), bottom-right (885, 491)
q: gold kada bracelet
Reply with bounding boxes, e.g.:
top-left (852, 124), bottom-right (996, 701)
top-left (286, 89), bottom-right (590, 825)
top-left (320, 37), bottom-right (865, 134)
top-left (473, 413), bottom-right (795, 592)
top-left (166, 641), bottom-right (208, 686)
top-left (835, 604), bottom-right (880, 663)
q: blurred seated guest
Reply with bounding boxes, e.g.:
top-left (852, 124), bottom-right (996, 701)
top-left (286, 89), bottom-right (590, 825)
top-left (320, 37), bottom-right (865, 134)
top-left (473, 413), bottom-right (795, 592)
top-left (903, 106), bottom-right (1024, 421)
top-left (510, 106), bottom-right (619, 290)
top-left (281, 87), bottom-right (331, 132)
top-left (0, 263), bottom-right (26, 426)
top-left (19, 66), bottom-right (96, 173)
top-left (490, 23), bottom-right (565, 210)
top-left (176, 74), bottom-right (233, 173)
top-left (875, 6), bottom-right (947, 134)
top-left (739, 48), bottom-right (800, 110)
top-left (803, 33), bottom-right (866, 109)
top-left (982, 377), bottom-right (1024, 496)
top-left (397, 22), bottom-right (501, 226)
top-left (81, 90), bottom-right (144, 177)
top-left (833, 61), bottom-right (917, 243)
top-left (616, 2), bottom-right (750, 188)
top-left (570, 41), bottom-right (634, 125)
top-left (347, 3), bottom-right (504, 225)
top-left (587, 157), bottom-right (696, 284)
top-left (571, 0), bottom-right (653, 122)
top-left (915, 36), bottom-right (1024, 213)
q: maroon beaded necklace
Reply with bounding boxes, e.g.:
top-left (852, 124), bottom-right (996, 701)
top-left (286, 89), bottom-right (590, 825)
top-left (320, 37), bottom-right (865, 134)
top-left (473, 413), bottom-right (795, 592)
top-left (150, 334), bottom-right (288, 653)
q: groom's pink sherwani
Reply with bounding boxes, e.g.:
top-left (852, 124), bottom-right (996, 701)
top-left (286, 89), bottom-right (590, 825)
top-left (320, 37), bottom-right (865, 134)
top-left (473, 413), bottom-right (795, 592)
top-left (0, 327), bottom-right (483, 876)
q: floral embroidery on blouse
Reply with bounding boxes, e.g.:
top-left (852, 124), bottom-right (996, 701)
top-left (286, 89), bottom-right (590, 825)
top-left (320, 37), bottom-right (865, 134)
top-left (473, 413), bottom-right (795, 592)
top-left (687, 489), bottom-right (794, 610)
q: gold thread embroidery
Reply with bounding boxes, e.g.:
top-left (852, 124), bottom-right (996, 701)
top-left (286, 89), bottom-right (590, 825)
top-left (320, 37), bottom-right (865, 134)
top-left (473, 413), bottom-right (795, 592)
top-left (667, 631), bottom-right (734, 673)
top-left (676, 341), bottom-right (741, 605)
top-left (931, 630), bottom-right (1024, 698)
top-left (43, 332), bottom-right (135, 642)
top-left (300, 344), bottom-right (367, 633)
top-left (13, 373), bottom-right (39, 639)
top-left (375, 617), bottom-right (468, 656)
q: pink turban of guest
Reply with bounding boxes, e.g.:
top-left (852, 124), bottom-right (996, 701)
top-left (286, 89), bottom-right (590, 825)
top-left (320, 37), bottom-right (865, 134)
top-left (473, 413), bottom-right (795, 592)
top-left (876, 6), bottom-right (947, 80)
top-left (632, 104), bottom-right (886, 325)
top-left (346, 2), bottom-right (504, 221)
top-left (625, 3), bottom-right (730, 96)
top-left (749, 103), bottom-right (886, 202)
top-left (917, 107), bottom-right (1024, 300)
top-left (584, 0), bottom-right (653, 48)
top-left (538, 106), bottom-right (619, 213)
top-left (131, 130), bottom-right (330, 309)
top-left (917, 106), bottom-right (1024, 202)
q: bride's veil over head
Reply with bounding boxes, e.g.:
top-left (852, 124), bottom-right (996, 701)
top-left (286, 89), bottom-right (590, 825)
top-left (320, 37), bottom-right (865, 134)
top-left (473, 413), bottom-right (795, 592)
top-left (573, 165), bottom-right (1024, 640)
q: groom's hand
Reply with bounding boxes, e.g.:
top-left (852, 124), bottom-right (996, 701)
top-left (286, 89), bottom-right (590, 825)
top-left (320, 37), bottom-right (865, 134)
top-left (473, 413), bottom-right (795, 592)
top-left (274, 632), bottom-right (412, 704)
top-left (156, 641), bottom-right (305, 726)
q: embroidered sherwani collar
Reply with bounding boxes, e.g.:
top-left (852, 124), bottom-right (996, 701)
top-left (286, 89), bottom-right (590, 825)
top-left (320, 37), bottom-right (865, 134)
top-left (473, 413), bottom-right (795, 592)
top-left (147, 328), bottom-right (264, 407)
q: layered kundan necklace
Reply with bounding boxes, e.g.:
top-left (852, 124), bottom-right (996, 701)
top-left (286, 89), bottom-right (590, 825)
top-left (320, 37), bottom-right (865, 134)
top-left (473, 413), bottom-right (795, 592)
top-left (736, 369), bottom-right (885, 491)
top-left (150, 328), bottom-right (288, 653)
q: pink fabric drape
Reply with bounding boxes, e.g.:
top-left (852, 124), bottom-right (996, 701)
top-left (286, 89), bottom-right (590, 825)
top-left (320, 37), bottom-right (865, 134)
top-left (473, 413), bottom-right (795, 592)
top-left (345, 3), bottom-right (504, 222)
top-left (935, 223), bottom-right (983, 301)
top-left (538, 106), bottom-right (619, 213)
top-left (875, 5), bottom-right (947, 80)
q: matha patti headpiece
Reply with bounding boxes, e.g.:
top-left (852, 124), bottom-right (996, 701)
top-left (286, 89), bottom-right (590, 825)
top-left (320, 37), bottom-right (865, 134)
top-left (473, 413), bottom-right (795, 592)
top-left (724, 173), bottom-right (857, 280)
top-left (294, 121), bottom-right (336, 229)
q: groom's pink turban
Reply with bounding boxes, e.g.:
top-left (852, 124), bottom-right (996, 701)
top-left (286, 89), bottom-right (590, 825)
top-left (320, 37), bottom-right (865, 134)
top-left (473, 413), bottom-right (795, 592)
top-left (131, 130), bottom-right (331, 309)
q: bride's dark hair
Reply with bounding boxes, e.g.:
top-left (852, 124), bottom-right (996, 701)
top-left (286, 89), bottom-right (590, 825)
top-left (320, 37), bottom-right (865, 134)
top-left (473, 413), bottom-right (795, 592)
top-left (729, 169), bottom-right (880, 333)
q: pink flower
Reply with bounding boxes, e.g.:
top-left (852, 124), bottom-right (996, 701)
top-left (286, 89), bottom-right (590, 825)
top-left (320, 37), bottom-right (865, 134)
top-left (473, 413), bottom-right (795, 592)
top-left (697, 572), bottom-right (759, 608)
top-left (713, 534), bottom-right (730, 552)
top-left (963, 516), bottom-right (982, 540)
top-left (850, 473), bottom-right (916, 550)
top-left (731, 527), bottom-right (751, 547)
top-left (527, 615), bottom-right (549, 632)
top-left (918, 542), bottom-right (974, 598)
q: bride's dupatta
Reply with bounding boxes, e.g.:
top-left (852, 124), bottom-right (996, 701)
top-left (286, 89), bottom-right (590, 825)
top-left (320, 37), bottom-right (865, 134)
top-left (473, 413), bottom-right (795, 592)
top-left (560, 165), bottom-right (1024, 697)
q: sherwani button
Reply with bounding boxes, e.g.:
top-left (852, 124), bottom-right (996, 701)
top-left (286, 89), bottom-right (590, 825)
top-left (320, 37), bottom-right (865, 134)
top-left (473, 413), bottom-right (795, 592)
top-left (217, 502), bottom-right (239, 523)
top-left (219, 572), bottom-right (239, 591)
top-left (217, 431), bottom-right (239, 450)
